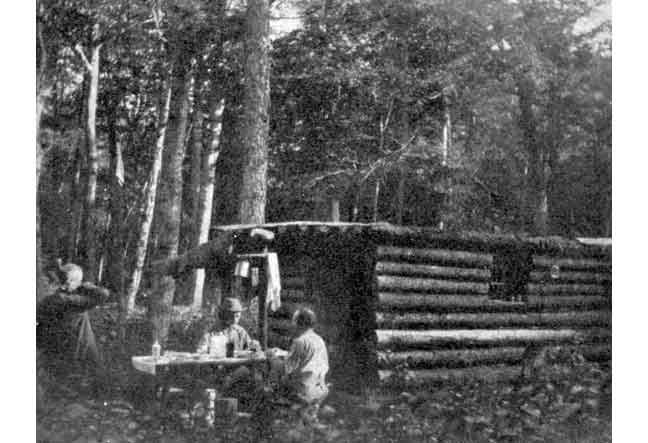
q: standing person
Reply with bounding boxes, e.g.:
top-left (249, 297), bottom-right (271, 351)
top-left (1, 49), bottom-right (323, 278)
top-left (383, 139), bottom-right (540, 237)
top-left (36, 261), bottom-right (111, 375)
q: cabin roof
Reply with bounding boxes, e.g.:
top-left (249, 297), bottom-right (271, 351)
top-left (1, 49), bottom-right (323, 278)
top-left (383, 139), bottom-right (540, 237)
top-left (212, 221), bottom-right (611, 257)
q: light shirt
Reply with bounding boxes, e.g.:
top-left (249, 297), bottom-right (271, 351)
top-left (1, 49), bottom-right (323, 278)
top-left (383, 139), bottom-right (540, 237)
top-left (196, 324), bottom-right (252, 354)
top-left (283, 328), bottom-right (329, 402)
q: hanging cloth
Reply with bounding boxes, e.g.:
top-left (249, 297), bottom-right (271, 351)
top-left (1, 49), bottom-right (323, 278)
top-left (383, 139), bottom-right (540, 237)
top-left (265, 252), bottom-right (281, 312)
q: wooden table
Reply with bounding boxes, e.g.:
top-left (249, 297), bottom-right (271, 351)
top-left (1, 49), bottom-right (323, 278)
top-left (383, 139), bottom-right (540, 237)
top-left (131, 351), bottom-right (270, 414)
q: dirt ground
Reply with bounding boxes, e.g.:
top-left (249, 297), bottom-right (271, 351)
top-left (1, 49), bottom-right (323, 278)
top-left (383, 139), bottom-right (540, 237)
top-left (36, 306), bottom-right (611, 442)
top-left (36, 354), bottom-right (611, 443)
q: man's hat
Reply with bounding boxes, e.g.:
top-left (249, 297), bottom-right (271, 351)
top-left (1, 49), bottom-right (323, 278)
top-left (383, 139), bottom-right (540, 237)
top-left (220, 297), bottom-right (244, 313)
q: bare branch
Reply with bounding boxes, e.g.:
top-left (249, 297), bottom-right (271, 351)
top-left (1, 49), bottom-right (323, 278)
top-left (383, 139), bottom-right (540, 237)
top-left (383, 97), bottom-right (395, 134)
top-left (360, 131), bottom-right (419, 185)
top-left (74, 44), bottom-right (93, 72)
top-left (378, 97), bottom-right (395, 154)
top-left (304, 169), bottom-right (356, 189)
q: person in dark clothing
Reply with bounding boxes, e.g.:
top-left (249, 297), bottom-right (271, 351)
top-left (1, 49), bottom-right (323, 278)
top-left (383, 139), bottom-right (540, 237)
top-left (36, 261), bottom-right (111, 375)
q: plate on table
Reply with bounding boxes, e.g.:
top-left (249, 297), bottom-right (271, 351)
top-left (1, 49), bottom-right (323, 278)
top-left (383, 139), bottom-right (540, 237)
top-left (234, 350), bottom-right (254, 358)
top-left (163, 352), bottom-right (193, 362)
top-left (266, 348), bottom-right (288, 359)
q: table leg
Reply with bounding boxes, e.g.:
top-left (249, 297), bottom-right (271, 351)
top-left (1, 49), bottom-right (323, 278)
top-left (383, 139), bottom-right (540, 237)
top-left (205, 388), bottom-right (217, 428)
top-left (158, 382), bottom-right (170, 415)
top-left (157, 367), bottom-right (171, 416)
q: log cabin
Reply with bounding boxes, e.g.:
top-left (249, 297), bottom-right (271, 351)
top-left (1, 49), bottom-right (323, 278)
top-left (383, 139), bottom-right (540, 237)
top-left (158, 221), bottom-right (611, 391)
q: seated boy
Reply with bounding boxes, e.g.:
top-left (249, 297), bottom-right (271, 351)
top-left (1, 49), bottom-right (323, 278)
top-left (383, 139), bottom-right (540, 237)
top-left (272, 307), bottom-right (329, 405)
top-left (254, 308), bottom-right (329, 433)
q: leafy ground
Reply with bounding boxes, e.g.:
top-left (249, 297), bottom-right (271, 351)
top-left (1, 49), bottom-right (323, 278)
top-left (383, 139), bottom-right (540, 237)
top-left (36, 354), bottom-right (611, 443)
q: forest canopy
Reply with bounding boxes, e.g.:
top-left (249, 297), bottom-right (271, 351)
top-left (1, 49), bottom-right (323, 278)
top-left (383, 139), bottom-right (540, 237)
top-left (36, 0), bottom-right (611, 311)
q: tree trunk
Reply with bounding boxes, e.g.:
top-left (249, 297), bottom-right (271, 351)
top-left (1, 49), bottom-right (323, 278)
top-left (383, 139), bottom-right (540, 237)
top-left (188, 100), bottom-right (204, 235)
top-left (395, 171), bottom-right (405, 225)
top-left (67, 97), bottom-right (85, 261)
top-left (79, 39), bottom-right (102, 281)
top-left (352, 182), bottom-right (362, 222)
top-left (517, 75), bottom-right (548, 235)
top-left (441, 105), bottom-right (451, 167)
top-left (238, 0), bottom-right (271, 224)
top-left (189, 93), bottom-right (225, 310)
top-left (394, 99), bottom-right (410, 225)
top-left (104, 99), bottom-right (126, 296)
top-left (174, 75), bottom-right (204, 307)
top-left (329, 198), bottom-right (340, 222)
top-left (124, 82), bottom-right (172, 315)
top-left (465, 110), bottom-right (476, 157)
top-left (371, 179), bottom-right (380, 222)
top-left (150, 52), bottom-right (194, 345)
top-left (36, 16), bottom-right (51, 304)
top-left (436, 96), bottom-right (452, 230)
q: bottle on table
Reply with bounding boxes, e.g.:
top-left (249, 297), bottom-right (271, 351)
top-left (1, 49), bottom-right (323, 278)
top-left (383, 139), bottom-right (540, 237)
top-left (152, 340), bottom-right (161, 359)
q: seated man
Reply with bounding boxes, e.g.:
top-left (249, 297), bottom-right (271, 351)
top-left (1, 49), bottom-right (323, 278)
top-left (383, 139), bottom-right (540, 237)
top-left (196, 297), bottom-right (255, 355)
top-left (196, 297), bottom-right (260, 400)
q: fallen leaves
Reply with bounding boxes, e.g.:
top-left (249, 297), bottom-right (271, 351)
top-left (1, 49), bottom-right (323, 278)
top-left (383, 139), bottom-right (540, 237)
top-left (37, 354), bottom-right (611, 443)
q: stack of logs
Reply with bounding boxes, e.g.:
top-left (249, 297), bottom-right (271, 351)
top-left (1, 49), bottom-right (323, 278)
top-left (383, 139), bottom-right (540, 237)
top-left (373, 244), bottom-right (612, 386)
top-left (525, 249), bottom-right (611, 359)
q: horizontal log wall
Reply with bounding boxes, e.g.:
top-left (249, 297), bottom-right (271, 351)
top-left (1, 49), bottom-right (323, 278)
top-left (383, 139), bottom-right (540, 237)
top-left (377, 275), bottom-right (490, 294)
top-left (529, 270), bottom-right (611, 284)
top-left (375, 310), bottom-right (611, 329)
top-left (532, 255), bottom-right (611, 272)
top-left (376, 344), bottom-right (611, 370)
top-left (375, 328), bottom-right (610, 348)
top-left (377, 292), bottom-right (610, 311)
top-left (378, 365), bottom-right (523, 385)
top-left (526, 283), bottom-right (606, 295)
top-left (373, 241), bottom-right (611, 388)
top-left (377, 246), bottom-right (493, 268)
top-left (376, 262), bottom-right (491, 281)
top-left (266, 259), bottom-right (311, 348)
top-left (377, 342), bottom-right (611, 385)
